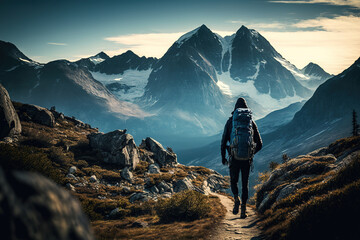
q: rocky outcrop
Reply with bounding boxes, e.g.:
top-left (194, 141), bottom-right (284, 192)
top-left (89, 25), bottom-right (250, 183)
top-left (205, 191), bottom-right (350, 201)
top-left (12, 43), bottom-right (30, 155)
top-left (18, 103), bottom-right (55, 127)
top-left (88, 130), bottom-right (140, 169)
top-left (0, 167), bottom-right (94, 240)
top-left (0, 84), bottom-right (21, 139)
top-left (255, 137), bottom-right (360, 214)
top-left (140, 137), bottom-right (177, 167)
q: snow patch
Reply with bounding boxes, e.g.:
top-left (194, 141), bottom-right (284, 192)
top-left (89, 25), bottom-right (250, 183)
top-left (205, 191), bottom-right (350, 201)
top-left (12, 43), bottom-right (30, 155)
top-left (274, 56), bottom-right (309, 81)
top-left (216, 71), bottom-right (304, 113)
top-left (176, 26), bottom-right (201, 47)
top-left (89, 57), bottom-right (105, 65)
top-left (90, 69), bottom-right (152, 102)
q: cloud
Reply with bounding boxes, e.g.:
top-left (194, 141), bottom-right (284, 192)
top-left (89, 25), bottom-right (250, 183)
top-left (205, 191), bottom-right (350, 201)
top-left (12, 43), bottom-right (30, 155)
top-left (47, 42), bottom-right (67, 46)
top-left (261, 15), bottom-right (360, 74)
top-left (228, 21), bottom-right (286, 30)
top-left (269, 0), bottom-right (360, 8)
top-left (104, 32), bottom-right (185, 58)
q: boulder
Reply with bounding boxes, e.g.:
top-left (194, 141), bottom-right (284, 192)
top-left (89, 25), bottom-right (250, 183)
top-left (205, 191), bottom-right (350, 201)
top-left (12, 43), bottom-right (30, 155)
top-left (88, 130), bottom-right (139, 169)
top-left (69, 166), bottom-right (77, 174)
top-left (131, 220), bottom-right (148, 228)
top-left (121, 167), bottom-right (133, 182)
top-left (174, 178), bottom-right (193, 192)
top-left (141, 137), bottom-right (177, 167)
top-left (0, 167), bottom-right (94, 239)
top-left (157, 181), bottom-right (172, 193)
top-left (19, 103), bottom-right (55, 127)
top-left (148, 163), bottom-right (160, 174)
top-left (0, 84), bottom-right (21, 139)
top-left (89, 175), bottom-right (98, 183)
top-left (129, 192), bottom-right (149, 203)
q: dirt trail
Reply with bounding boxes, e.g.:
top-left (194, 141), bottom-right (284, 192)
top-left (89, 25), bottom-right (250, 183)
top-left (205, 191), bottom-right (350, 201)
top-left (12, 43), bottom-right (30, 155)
top-left (209, 193), bottom-right (263, 240)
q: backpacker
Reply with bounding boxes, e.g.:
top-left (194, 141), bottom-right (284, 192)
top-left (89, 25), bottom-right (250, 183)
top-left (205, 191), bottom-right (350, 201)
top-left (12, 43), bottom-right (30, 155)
top-left (230, 108), bottom-right (255, 161)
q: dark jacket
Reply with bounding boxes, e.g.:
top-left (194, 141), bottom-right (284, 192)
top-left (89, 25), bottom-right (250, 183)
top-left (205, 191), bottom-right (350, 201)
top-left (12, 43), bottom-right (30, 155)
top-left (221, 117), bottom-right (262, 160)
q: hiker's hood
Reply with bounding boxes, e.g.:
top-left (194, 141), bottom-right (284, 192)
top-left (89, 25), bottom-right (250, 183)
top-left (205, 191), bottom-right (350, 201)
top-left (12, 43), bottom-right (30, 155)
top-left (232, 97), bottom-right (248, 114)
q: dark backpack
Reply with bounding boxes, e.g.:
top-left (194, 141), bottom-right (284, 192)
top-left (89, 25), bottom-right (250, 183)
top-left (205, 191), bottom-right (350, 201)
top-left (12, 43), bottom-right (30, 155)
top-left (230, 108), bottom-right (256, 160)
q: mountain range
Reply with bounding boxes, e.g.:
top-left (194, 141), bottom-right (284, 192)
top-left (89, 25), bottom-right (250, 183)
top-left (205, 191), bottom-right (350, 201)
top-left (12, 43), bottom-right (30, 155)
top-left (179, 57), bottom-right (360, 191)
top-left (0, 24), bottom-right (333, 148)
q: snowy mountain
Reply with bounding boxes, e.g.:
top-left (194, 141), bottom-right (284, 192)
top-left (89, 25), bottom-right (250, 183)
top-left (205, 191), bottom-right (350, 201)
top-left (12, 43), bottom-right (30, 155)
top-left (298, 62), bottom-right (333, 89)
top-left (75, 51), bottom-right (110, 70)
top-left (0, 40), bottom-right (148, 131)
top-left (78, 51), bottom-right (157, 102)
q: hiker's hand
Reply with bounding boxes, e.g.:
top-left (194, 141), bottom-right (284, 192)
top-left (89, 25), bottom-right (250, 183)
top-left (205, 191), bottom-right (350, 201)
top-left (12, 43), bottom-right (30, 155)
top-left (222, 157), bottom-right (228, 165)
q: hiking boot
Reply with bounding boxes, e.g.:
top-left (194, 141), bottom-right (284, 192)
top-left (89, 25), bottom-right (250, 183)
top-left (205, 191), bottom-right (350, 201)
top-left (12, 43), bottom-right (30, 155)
top-left (232, 197), bottom-right (240, 215)
top-left (240, 204), bottom-right (247, 219)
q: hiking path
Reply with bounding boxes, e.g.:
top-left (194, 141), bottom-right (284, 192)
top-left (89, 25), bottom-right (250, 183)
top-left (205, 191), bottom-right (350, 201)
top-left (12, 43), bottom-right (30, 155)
top-left (209, 193), bottom-right (264, 240)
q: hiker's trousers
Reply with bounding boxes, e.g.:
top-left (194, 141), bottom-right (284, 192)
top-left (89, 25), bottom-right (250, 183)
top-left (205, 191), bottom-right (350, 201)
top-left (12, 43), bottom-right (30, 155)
top-left (229, 160), bottom-right (251, 204)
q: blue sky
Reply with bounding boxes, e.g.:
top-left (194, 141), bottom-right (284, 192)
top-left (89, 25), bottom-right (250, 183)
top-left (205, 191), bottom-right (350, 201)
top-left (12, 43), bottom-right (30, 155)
top-left (1, 0), bottom-right (359, 74)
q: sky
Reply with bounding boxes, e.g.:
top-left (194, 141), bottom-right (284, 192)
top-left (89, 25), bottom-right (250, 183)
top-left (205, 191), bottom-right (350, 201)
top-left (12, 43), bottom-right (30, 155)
top-left (0, 0), bottom-right (359, 74)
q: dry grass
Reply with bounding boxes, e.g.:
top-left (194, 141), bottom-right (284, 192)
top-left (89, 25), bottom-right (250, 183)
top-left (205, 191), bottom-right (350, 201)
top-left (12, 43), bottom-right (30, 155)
top-left (256, 137), bottom-right (360, 240)
top-left (92, 194), bottom-right (226, 240)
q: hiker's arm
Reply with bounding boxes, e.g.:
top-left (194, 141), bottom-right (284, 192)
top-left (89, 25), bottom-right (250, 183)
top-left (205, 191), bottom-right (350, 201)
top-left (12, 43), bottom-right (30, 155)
top-left (221, 119), bottom-right (231, 160)
top-left (252, 121), bottom-right (263, 154)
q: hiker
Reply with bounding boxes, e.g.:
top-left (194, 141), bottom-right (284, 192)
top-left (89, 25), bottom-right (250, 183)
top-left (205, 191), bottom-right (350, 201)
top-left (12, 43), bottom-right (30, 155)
top-left (221, 97), bottom-right (262, 218)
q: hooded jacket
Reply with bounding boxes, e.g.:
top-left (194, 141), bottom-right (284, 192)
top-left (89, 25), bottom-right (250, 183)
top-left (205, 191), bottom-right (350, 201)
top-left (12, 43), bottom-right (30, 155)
top-left (221, 98), bottom-right (263, 160)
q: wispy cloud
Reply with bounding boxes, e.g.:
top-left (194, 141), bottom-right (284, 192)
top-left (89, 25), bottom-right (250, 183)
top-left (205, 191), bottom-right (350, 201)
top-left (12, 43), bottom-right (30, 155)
top-left (47, 42), bottom-right (67, 46)
top-left (261, 15), bottom-right (360, 74)
top-left (269, 0), bottom-right (360, 8)
top-left (229, 20), bottom-right (286, 30)
top-left (104, 32), bottom-right (185, 57)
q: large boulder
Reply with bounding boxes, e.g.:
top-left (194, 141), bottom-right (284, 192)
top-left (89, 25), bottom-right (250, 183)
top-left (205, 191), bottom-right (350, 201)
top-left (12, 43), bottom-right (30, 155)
top-left (0, 167), bottom-right (94, 240)
top-left (19, 103), bottom-right (55, 127)
top-left (140, 137), bottom-right (177, 167)
top-left (174, 178), bottom-right (194, 192)
top-left (88, 130), bottom-right (140, 169)
top-left (0, 84), bottom-right (21, 139)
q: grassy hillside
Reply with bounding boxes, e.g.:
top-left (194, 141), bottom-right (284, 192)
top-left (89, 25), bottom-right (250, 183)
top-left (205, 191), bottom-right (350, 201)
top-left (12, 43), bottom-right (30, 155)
top-left (255, 136), bottom-right (360, 240)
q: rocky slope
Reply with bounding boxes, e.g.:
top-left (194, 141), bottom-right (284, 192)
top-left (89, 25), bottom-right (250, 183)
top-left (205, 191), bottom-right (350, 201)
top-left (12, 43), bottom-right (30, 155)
top-left (255, 136), bottom-right (360, 240)
top-left (0, 84), bottom-right (229, 239)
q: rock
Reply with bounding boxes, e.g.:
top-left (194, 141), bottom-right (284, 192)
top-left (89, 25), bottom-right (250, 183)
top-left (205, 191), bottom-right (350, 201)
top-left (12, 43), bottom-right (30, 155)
top-left (276, 182), bottom-right (301, 202)
top-left (122, 186), bottom-right (131, 193)
top-left (0, 84), bottom-right (21, 139)
top-left (150, 185), bottom-right (159, 194)
top-left (19, 103), bottom-right (55, 127)
top-left (88, 130), bottom-right (140, 169)
top-left (174, 178), bottom-right (194, 192)
top-left (131, 220), bottom-right (148, 228)
top-left (121, 167), bottom-right (133, 182)
top-left (69, 166), bottom-right (77, 174)
top-left (206, 174), bottom-right (229, 192)
top-left (89, 175), bottom-right (98, 183)
top-left (66, 173), bottom-right (78, 181)
top-left (66, 183), bottom-right (76, 192)
top-left (157, 181), bottom-right (172, 193)
top-left (109, 208), bottom-right (122, 219)
top-left (129, 192), bottom-right (149, 203)
top-left (148, 164), bottom-right (160, 174)
top-left (141, 137), bottom-right (177, 167)
top-left (0, 167), bottom-right (94, 239)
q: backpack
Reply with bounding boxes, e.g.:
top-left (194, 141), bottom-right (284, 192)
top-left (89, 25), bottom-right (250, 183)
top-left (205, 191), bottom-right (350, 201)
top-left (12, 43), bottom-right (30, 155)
top-left (230, 108), bottom-right (256, 161)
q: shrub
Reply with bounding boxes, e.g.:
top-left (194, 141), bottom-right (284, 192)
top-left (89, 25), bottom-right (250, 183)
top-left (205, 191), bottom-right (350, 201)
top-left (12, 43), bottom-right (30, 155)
top-left (269, 161), bottom-right (279, 171)
top-left (155, 190), bottom-right (210, 223)
top-left (48, 146), bottom-right (74, 165)
top-left (21, 127), bottom-right (53, 148)
top-left (0, 144), bottom-right (64, 184)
